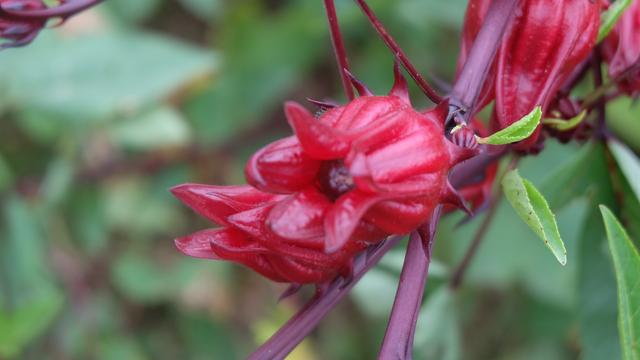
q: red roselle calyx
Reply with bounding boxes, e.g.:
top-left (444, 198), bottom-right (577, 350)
top-left (172, 67), bottom-right (477, 284)
top-left (0, 0), bottom-right (101, 48)
top-left (459, 0), bottom-right (602, 151)
top-left (602, 0), bottom-right (640, 96)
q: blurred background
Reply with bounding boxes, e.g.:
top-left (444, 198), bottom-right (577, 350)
top-left (1, 1), bottom-right (639, 359)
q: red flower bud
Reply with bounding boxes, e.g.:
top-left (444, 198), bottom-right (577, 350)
top-left (494, 0), bottom-right (601, 150)
top-left (173, 69), bottom-right (475, 284)
top-left (602, 0), bottom-right (640, 95)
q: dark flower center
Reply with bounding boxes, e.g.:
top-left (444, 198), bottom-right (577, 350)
top-left (317, 160), bottom-right (354, 201)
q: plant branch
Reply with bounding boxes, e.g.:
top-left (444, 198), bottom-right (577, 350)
top-left (450, 0), bottom-right (519, 119)
top-left (378, 207), bottom-right (442, 359)
top-left (450, 192), bottom-right (501, 289)
top-left (323, 0), bottom-right (355, 101)
top-left (591, 47), bottom-right (608, 140)
top-left (247, 235), bottom-right (404, 360)
top-left (353, 0), bottom-right (443, 103)
top-left (0, 0), bottom-right (104, 19)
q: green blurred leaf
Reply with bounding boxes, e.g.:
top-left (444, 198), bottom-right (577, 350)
top-left (414, 287), bottom-right (461, 360)
top-left (477, 107), bottom-right (541, 145)
top-left (542, 110), bottom-right (587, 131)
top-left (111, 253), bottom-right (199, 304)
top-left (104, 0), bottom-right (162, 23)
top-left (179, 0), bottom-right (222, 21)
top-left (98, 336), bottom-right (147, 360)
top-left (108, 106), bottom-right (192, 151)
top-left (608, 140), bottom-right (640, 202)
top-left (600, 205), bottom-right (640, 360)
top-left (502, 169), bottom-right (567, 265)
top-left (598, 0), bottom-right (633, 42)
top-left (572, 144), bottom-right (621, 360)
top-left (186, 1), bottom-right (327, 144)
top-left (0, 290), bottom-right (64, 358)
top-left (0, 153), bottom-right (13, 192)
top-left (608, 98), bottom-right (640, 152)
top-left (0, 30), bottom-right (216, 122)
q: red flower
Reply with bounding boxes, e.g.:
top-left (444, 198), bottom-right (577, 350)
top-left (602, 0), bottom-right (640, 96)
top-left (172, 69), bottom-right (475, 284)
top-left (494, 0), bottom-right (601, 150)
top-left (458, 0), bottom-right (602, 151)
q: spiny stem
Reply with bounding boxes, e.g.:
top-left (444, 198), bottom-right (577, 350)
top-left (450, 192), bottom-right (501, 289)
top-left (353, 0), bottom-right (443, 104)
top-left (0, 0), bottom-right (103, 19)
top-left (248, 235), bottom-right (404, 360)
top-left (323, 0), bottom-right (355, 101)
top-left (378, 208), bottom-right (442, 360)
top-left (450, 0), bottom-right (519, 119)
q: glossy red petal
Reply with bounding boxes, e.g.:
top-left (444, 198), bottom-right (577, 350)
top-left (171, 183), bottom-right (277, 226)
top-left (495, 0), bottom-right (600, 150)
top-left (324, 190), bottom-right (385, 253)
top-left (245, 136), bottom-right (321, 194)
top-left (284, 101), bottom-right (350, 160)
top-left (175, 229), bottom-right (223, 260)
top-left (267, 188), bottom-right (332, 250)
top-left (364, 198), bottom-right (436, 234)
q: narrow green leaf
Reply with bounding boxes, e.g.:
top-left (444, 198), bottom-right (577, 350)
top-left (502, 169), bottom-right (567, 265)
top-left (542, 110), bottom-right (587, 131)
top-left (600, 205), bottom-right (640, 360)
top-left (598, 0), bottom-right (633, 43)
top-left (478, 106), bottom-right (542, 145)
top-left (608, 140), bottom-right (640, 203)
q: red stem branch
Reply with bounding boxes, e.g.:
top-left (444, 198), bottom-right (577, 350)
top-left (0, 0), bottom-right (103, 19)
top-left (247, 235), bottom-right (404, 360)
top-left (353, 0), bottom-right (443, 104)
top-left (378, 207), bottom-right (442, 359)
top-left (450, 0), bottom-right (520, 119)
top-left (323, 0), bottom-right (355, 101)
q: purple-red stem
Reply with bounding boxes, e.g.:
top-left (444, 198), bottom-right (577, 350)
top-left (323, 0), bottom-right (355, 101)
top-left (248, 235), bottom-right (404, 360)
top-left (378, 208), bottom-right (442, 359)
top-left (450, 192), bottom-right (502, 289)
top-left (450, 0), bottom-right (519, 119)
top-left (0, 0), bottom-right (103, 18)
top-left (353, 0), bottom-right (443, 104)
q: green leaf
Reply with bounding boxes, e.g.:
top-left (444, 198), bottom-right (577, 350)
top-left (0, 153), bottom-right (13, 192)
top-left (414, 287), bottom-right (461, 360)
top-left (0, 291), bottom-right (64, 358)
top-left (608, 140), bottom-right (640, 203)
top-left (598, 0), bottom-right (633, 43)
top-left (502, 169), bottom-right (567, 265)
top-left (600, 205), bottom-right (640, 360)
top-left (542, 110), bottom-right (587, 131)
top-left (0, 31), bottom-right (216, 122)
top-left (107, 106), bottom-right (192, 151)
top-left (477, 106), bottom-right (542, 145)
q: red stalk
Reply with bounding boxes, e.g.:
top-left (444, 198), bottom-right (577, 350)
top-left (353, 0), bottom-right (443, 104)
top-left (323, 0), bottom-right (355, 101)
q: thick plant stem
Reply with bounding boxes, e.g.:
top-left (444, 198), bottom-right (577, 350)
top-left (353, 0), bottom-right (443, 104)
top-left (323, 0), bottom-right (355, 101)
top-left (378, 208), bottom-right (442, 360)
top-left (248, 235), bottom-right (404, 360)
top-left (450, 192), bottom-right (502, 289)
top-left (0, 0), bottom-right (103, 18)
top-left (450, 0), bottom-right (519, 118)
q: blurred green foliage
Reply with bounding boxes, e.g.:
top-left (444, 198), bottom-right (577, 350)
top-left (0, 1), bottom-right (638, 359)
